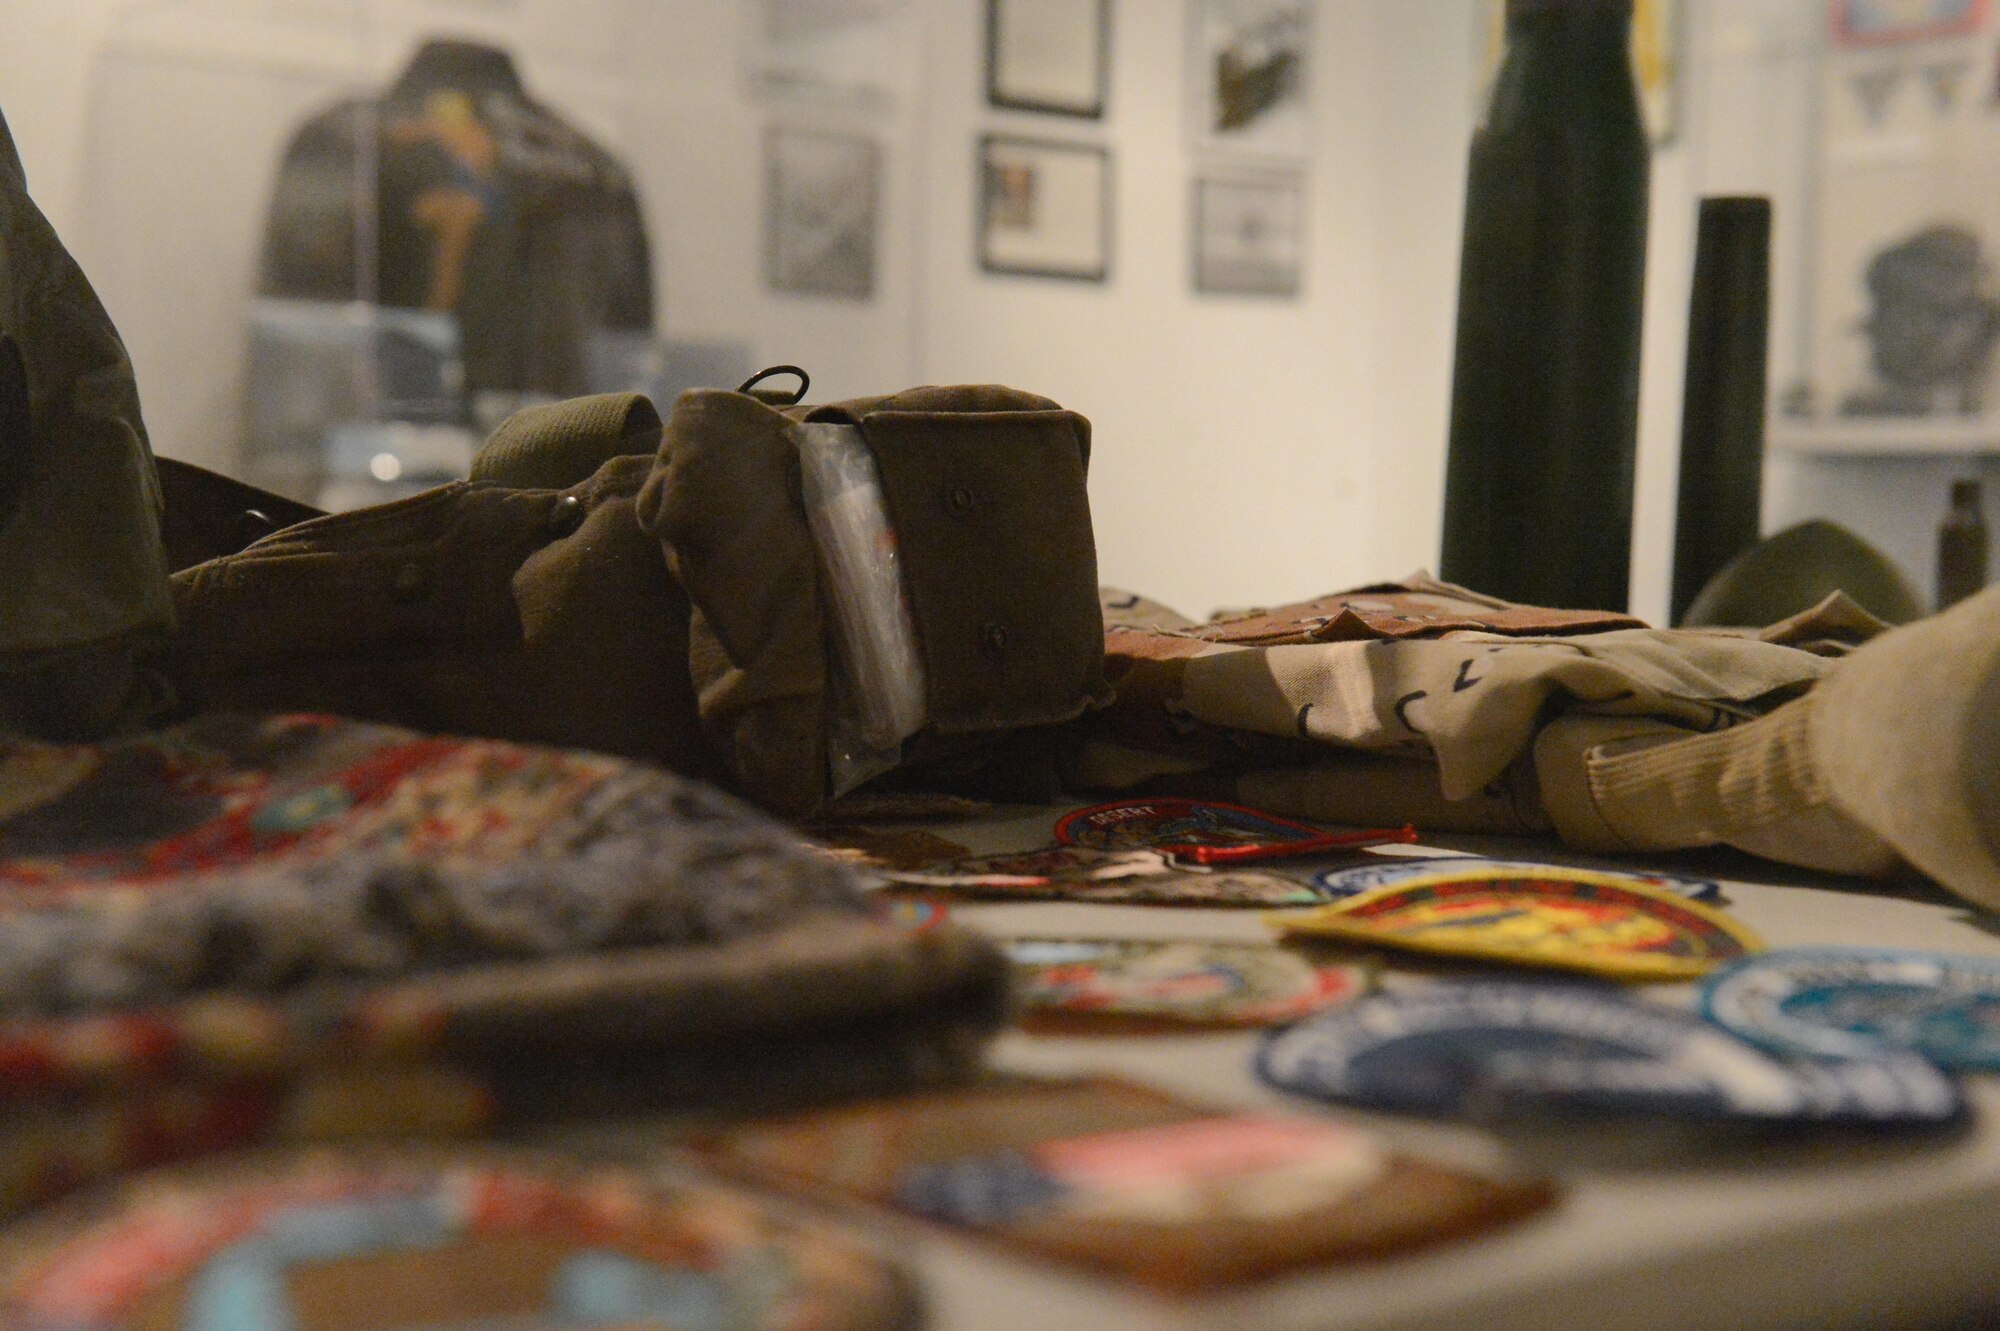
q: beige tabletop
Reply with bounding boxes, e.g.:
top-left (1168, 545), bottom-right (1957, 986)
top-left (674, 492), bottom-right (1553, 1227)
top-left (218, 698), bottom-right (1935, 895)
top-left (801, 803), bottom-right (2000, 1331)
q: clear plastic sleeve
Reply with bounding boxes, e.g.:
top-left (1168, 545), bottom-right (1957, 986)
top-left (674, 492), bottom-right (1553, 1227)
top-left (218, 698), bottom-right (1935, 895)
top-left (793, 422), bottom-right (929, 795)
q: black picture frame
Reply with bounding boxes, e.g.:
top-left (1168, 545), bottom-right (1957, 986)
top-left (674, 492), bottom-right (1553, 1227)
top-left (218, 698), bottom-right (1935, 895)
top-left (978, 134), bottom-right (1112, 282)
top-left (985, 0), bottom-right (1112, 118)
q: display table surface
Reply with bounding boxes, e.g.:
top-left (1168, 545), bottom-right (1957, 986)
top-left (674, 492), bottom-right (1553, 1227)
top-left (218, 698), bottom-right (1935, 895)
top-left (542, 803), bottom-right (2000, 1330)
top-left (782, 804), bottom-right (2000, 1331)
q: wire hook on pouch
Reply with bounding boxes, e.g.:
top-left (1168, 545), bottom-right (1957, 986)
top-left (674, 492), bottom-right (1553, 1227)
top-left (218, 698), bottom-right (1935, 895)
top-left (738, 365), bottom-right (810, 406)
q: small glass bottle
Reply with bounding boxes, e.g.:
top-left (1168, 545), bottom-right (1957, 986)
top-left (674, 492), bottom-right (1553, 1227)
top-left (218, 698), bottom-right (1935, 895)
top-left (1440, 0), bottom-right (1650, 612)
top-left (1936, 478), bottom-right (1990, 611)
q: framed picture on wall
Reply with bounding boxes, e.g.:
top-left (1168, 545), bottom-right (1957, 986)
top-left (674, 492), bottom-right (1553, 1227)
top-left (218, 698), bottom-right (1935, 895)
top-left (1187, 0), bottom-right (1311, 158)
top-left (1192, 168), bottom-right (1302, 296)
top-left (986, 0), bottom-right (1111, 117)
top-left (746, 0), bottom-right (917, 106)
top-left (764, 126), bottom-right (881, 299)
top-left (1831, 0), bottom-right (1984, 47)
top-left (1801, 0), bottom-right (2000, 421)
top-left (978, 134), bottom-right (1111, 281)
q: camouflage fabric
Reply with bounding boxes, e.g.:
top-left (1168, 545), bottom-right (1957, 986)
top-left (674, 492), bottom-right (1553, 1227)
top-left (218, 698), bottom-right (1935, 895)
top-left (0, 109), bottom-right (173, 739)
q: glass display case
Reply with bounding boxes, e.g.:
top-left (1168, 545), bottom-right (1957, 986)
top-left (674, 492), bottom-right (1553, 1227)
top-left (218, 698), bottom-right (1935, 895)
top-left (73, 0), bottom-right (755, 509)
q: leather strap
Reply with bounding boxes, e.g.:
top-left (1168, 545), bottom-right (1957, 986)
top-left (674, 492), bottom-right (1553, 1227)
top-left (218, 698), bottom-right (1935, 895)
top-left (156, 456), bottom-right (323, 572)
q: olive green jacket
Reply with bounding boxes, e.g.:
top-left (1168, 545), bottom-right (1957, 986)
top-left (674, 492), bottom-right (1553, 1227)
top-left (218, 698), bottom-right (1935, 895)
top-left (0, 109), bottom-right (173, 738)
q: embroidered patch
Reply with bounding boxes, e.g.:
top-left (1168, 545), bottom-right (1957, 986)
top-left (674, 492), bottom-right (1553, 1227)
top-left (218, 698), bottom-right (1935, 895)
top-left (0, 717), bottom-right (621, 893)
top-left (875, 897), bottom-right (950, 935)
top-left (1271, 867), bottom-right (1760, 980)
top-left (1260, 982), bottom-right (1964, 1126)
top-left (688, 1077), bottom-right (1557, 1293)
top-left (1054, 798), bottom-right (1415, 865)
top-left (896, 1114), bottom-right (1387, 1226)
top-left (1702, 948), bottom-right (2000, 1068)
top-left (0, 1152), bottom-right (918, 1331)
top-left (0, 713), bottom-right (876, 1018)
top-left (1309, 857), bottom-right (1723, 902)
top-left (1005, 938), bottom-right (1367, 1029)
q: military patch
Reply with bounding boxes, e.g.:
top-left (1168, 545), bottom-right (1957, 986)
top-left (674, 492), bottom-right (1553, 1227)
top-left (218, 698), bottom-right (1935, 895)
top-left (1308, 857), bottom-right (1723, 902)
top-left (687, 1077), bottom-right (1556, 1293)
top-left (1259, 983), bottom-right (1965, 1126)
top-left (0, 713), bottom-right (1005, 1118)
top-left (1003, 938), bottom-right (1368, 1030)
top-left (1272, 867), bottom-right (1760, 980)
top-left (875, 896), bottom-right (949, 934)
top-left (1701, 948), bottom-right (2000, 1069)
top-left (881, 846), bottom-right (1333, 907)
top-left (813, 825), bottom-right (971, 871)
top-left (1053, 798), bottom-right (1416, 865)
top-left (0, 1150), bottom-right (920, 1331)
top-left (894, 1114), bottom-right (1387, 1227)
top-left (880, 845), bottom-right (1179, 889)
top-left (0, 712), bottom-right (892, 1020)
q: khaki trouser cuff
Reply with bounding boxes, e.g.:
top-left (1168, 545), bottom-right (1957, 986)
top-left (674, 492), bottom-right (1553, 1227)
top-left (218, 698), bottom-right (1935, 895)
top-left (1535, 699), bottom-right (1902, 877)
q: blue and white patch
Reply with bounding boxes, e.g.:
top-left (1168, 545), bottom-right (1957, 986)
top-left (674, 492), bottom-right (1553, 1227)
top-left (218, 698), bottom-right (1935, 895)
top-left (1257, 982), bottom-right (1962, 1126)
top-left (1307, 858), bottom-right (1723, 902)
top-left (895, 1151), bottom-right (1070, 1226)
top-left (1005, 940), bottom-right (1122, 966)
top-left (1701, 948), bottom-right (2000, 1070)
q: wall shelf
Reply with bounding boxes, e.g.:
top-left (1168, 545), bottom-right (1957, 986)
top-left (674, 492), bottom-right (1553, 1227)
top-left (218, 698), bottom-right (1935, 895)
top-left (1767, 418), bottom-right (2000, 457)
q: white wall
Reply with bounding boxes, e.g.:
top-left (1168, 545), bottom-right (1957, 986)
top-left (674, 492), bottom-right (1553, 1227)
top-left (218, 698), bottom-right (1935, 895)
top-left (0, 0), bottom-right (130, 240)
top-left (912, 2), bottom-right (1402, 614)
top-left (1684, 0), bottom-right (2000, 608)
top-left (0, 0), bottom-right (1800, 625)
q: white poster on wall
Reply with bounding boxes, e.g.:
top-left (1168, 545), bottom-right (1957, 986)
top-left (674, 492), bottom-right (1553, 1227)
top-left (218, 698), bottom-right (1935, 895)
top-left (764, 126), bottom-right (881, 299)
top-left (987, 0), bottom-right (1109, 117)
top-left (1808, 0), bottom-right (2000, 421)
top-left (978, 135), bottom-right (1110, 281)
top-left (747, 0), bottom-right (916, 106)
top-left (1187, 0), bottom-right (1311, 159)
top-left (1193, 170), bottom-right (1302, 297)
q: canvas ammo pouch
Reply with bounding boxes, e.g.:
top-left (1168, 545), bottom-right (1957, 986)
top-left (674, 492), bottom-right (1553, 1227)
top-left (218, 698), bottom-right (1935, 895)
top-left (637, 383), bottom-right (1113, 817)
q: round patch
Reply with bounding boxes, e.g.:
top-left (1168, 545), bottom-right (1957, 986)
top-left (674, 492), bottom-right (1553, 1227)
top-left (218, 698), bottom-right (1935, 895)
top-left (1053, 799), bottom-right (1414, 865)
top-left (875, 897), bottom-right (949, 934)
top-left (1004, 938), bottom-right (1368, 1029)
top-left (1271, 868), bottom-right (1760, 980)
top-left (1702, 948), bottom-right (2000, 1069)
top-left (1258, 983), bottom-right (1964, 1126)
top-left (0, 1151), bottom-right (918, 1331)
top-left (1309, 858), bottom-right (1722, 903)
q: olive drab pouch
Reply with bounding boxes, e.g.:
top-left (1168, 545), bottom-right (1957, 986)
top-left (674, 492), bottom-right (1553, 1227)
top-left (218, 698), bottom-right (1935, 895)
top-left (637, 378), bottom-right (1112, 817)
top-left (0, 108), bottom-right (174, 740)
top-left (169, 450), bottom-right (721, 782)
